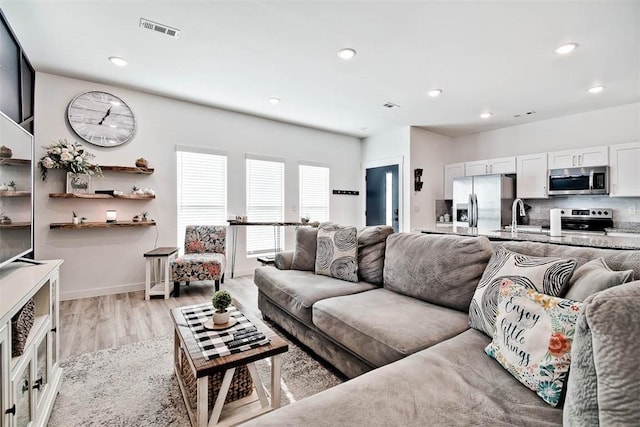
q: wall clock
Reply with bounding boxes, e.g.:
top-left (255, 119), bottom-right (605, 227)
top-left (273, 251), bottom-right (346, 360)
top-left (67, 91), bottom-right (136, 147)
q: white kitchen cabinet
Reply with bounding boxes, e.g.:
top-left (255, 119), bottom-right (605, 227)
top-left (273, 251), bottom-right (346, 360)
top-left (516, 153), bottom-right (548, 199)
top-left (443, 163), bottom-right (465, 199)
top-left (609, 142), bottom-right (640, 197)
top-left (1, 326), bottom-right (8, 427)
top-left (464, 156), bottom-right (516, 176)
top-left (548, 146), bottom-right (608, 169)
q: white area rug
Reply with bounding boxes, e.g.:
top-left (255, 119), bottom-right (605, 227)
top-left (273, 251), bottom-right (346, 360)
top-left (48, 333), bottom-right (343, 426)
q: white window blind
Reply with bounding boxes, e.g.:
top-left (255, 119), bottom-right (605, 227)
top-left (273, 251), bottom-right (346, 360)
top-left (246, 157), bottom-right (284, 256)
top-left (299, 164), bottom-right (330, 223)
top-left (176, 149), bottom-right (227, 250)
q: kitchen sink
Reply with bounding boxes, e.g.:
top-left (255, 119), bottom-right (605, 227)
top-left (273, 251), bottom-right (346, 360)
top-left (501, 226), bottom-right (550, 235)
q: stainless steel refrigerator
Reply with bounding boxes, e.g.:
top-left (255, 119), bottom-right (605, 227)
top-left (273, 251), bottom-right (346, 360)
top-left (452, 175), bottom-right (515, 232)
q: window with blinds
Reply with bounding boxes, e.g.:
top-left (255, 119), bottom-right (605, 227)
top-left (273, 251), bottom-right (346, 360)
top-left (176, 148), bottom-right (227, 251)
top-left (246, 157), bottom-right (284, 256)
top-left (299, 164), bottom-right (330, 223)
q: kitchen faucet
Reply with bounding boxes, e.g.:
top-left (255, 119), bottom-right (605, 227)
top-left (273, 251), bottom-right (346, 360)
top-left (511, 198), bottom-right (526, 233)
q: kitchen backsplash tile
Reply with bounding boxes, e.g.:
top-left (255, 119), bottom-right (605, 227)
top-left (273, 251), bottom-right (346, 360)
top-left (523, 195), bottom-right (640, 227)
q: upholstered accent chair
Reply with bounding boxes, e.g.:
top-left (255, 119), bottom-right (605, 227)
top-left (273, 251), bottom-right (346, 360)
top-left (171, 225), bottom-right (226, 296)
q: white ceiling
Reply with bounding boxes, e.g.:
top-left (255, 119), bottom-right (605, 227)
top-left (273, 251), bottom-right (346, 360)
top-left (1, 1), bottom-right (639, 138)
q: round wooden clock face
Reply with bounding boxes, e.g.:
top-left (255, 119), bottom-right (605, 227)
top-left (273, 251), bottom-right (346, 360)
top-left (67, 91), bottom-right (136, 147)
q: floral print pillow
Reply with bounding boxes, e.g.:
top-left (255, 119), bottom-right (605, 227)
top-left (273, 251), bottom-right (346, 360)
top-left (485, 279), bottom-right (582, 407)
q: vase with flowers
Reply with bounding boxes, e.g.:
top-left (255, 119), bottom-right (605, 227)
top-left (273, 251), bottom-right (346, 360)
top-left (38, 139), bottom-right (103, 193)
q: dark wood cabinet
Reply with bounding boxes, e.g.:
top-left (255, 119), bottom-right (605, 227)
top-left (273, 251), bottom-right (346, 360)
top-left (0, 9), bottom-right (35, 133)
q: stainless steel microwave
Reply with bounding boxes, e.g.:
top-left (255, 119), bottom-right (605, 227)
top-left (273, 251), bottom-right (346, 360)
top-left (548, 166), bottom-right (609, 195)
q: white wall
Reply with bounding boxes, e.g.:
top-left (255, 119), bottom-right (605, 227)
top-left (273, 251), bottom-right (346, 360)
top-left (361, 127), bottom-right (410, 231)
top-left (409, 127), bottom-right (452, 230)
top-left (447, 103), bottom-right (640, 162)
top-left (34, 72), bottom-right (362, 300)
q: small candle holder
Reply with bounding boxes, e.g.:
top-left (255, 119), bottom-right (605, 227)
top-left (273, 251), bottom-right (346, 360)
top-left (106, 210), bottom-right (117, 223)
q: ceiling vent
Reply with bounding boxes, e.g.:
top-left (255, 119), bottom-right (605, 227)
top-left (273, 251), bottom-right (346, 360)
top-left (139, 18), bottom-right (180, 39)
top-left (382, 102), bottom-right (400, 109)
top-left (514, 110), bottom-right (536, 118)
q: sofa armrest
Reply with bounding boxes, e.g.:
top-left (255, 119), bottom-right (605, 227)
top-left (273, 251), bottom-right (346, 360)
top-left (275, 251), bottom-right (294, 270)
top-left (564, 280), bottom-right (640, 426)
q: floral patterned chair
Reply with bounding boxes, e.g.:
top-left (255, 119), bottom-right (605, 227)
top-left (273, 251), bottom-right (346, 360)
top-left (171, 225), bottom-right (226, 296)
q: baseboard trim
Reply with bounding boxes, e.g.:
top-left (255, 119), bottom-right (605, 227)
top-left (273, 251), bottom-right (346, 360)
top-left (60, 282), bottom-right (145, 301)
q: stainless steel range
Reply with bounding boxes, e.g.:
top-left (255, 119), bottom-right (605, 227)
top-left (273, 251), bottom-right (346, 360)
top-left (559, 208), bottom-right (613, 235)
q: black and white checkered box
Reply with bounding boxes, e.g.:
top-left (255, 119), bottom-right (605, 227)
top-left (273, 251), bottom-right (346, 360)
top-left (181, 303), bottom-right (270, 361)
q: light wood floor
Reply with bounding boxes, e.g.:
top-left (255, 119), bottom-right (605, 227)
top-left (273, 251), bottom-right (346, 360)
top-left (59, 276), bottom-right (259, 359)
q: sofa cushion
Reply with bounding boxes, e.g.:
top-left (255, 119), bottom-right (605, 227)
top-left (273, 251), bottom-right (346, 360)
top-left (312, 288), bottom-right (469, 367)
top-left (485, 279), bottom-right (582, 407)
top-left (469, 247), bottom-right (577, 337)
top-left (315, 226), bottom-right (358, 282)
top-left (383, 233), bottom-right (493, 311)
top-left (357, 225), bottom-right (394, 285)
top-left (496, 240), bottom-right (640, 281)
top-left (291, 227), bottom-right (318, 271)
top-left (254, 267), bottom-right (376, 325)
top-left (564, 280), bottom-right (640, 427)
top-left (242, 329), bottom-right (562, 426)
top-left (564, 257), bottom-right (634, 301)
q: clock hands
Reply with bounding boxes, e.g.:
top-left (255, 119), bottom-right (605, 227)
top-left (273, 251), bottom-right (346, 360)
top-left (98, 107), bottom-right (112, 125)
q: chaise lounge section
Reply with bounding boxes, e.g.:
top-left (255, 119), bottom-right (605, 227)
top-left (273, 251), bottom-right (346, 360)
top-left (250, 229), bottom-right (640, 426)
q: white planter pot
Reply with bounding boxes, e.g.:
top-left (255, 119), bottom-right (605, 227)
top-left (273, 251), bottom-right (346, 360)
top-left (212, 310), bottom-right (230, 325)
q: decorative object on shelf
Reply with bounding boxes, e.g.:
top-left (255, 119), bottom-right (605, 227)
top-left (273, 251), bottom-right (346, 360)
top-left (0, 212), bottom-right (12, 225)
top-left (66, 172), bottom-right (92, 194)
top-left (0, 183), bottom-right (7, 192)
top-left (7, 180), bottom-right (16, 192)
top-left (132, 185), bottom-right (145, 196)
top-left (67, 91), bottom-right (136, 147)
top-left (38, 138), bottom-right (103, 182)
top-left (211, 290), bottom-right (232, 325)
top-left (444, 213), bottom-right (450, 222)
top-left (11, 297), bottom-right (35, 357)
top-left (142, 187), bottom-right (155, 196)
top-left (139, 210), bottom-right (149, 222)
top-left (106, 209), bottom-right (117, 223)
top-left (135, 157), bottom-right (148, 168)
top-left (301, 215), bottom-right (310, 224)
top-left (72, 211), bottom-right (79, 225)
top-left (132, 214), bottom-right (141, 222)
top-left (0, 145), bottom-right (12, 158)
top-left (80, 216), bottom-right (87, 224)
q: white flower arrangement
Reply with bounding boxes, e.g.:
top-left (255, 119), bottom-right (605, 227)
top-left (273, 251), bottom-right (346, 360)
top-left (38, 139), bottom-right (102, 181)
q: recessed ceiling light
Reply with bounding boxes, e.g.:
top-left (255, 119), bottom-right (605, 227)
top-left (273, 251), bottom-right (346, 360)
top-left (588, 85), bottom-right (606, 94)
top-left (480, 112), bottom-right (493, 119)
top-left (555, 43), bottom-right (578, 55)
top-left (108, 56), bottom-right (128, 66)
top-left (269, 97), bottom-right (280, 105)
top-left (428, 89), bottom-right (443, 97)
top-left (337, 48), bottom-right (357, 60)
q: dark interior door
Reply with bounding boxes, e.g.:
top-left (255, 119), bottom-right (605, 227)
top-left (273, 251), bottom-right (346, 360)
top-left (366, 165), bottom-right (399, 232)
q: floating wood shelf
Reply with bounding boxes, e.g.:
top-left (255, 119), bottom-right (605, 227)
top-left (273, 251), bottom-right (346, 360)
top-left (49, 220), bottom-right (156, 230)
top-left (48, 193), bottom-right (155, 200)
top-left (0, 191), bottom-right (30, 197)
top-left (0, 222), bottom-right (30, 229)
top-left (99, 165), bottom-right (154, 175)
top-left (0, 158), bottom-right (30, 166)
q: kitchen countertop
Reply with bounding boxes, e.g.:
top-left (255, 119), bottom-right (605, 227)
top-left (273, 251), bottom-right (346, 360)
top-left (420, 226), bottom-right (640, 250)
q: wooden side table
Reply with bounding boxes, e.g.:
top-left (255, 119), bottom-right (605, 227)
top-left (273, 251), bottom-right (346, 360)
top-left (171, 305), bottom-right (289, 427)
top-left (144, 246), bottom-right (178, 299)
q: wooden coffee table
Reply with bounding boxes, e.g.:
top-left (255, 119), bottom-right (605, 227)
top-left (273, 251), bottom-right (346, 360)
top-left (171, 304), bottom-right (288, 427)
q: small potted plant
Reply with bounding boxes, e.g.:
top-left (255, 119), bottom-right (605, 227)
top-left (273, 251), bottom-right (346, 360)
top-left (211, 290), bottom-right (232, 324)
top-left (140, 211), bottom-right (149, 222)
top-left (7, 181), bottom-right (16, 193)
top-left (72, 211), bottom-right (79, 225)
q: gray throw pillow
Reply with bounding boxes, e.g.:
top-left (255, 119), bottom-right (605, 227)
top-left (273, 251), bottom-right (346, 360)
top-left (291, 227), bottom-right (318, 271)
top-left (564, 258), bottom-right (634, 301)
top-left (468, 247), bottom-right (577, 337)
top-left (315, 226), bottom-right (358, 282)
top-left (357, 225), bottom-right (394, 285)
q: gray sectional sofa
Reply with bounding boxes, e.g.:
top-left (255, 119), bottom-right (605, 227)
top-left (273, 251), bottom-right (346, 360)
top-left (248, 230), bottom-right (640, 426)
